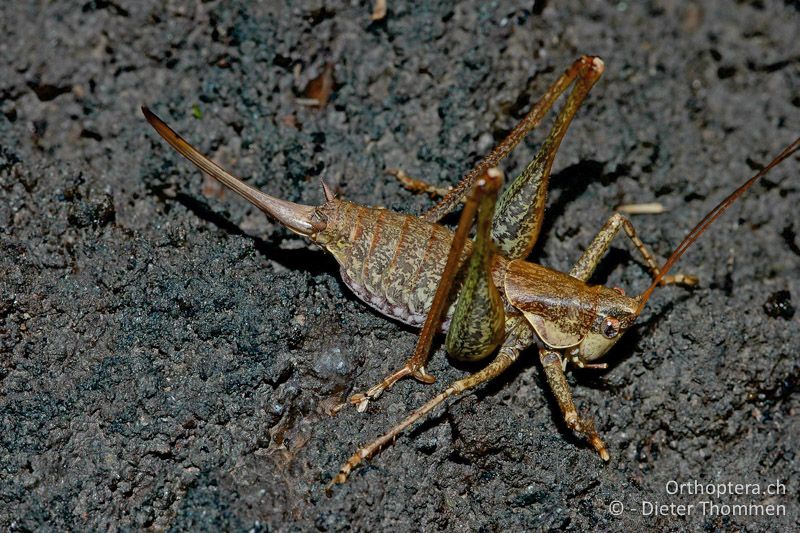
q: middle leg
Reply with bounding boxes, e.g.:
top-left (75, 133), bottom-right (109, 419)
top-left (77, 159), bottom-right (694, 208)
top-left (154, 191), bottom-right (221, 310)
top-left (569, 212), bottom-right (698, 287)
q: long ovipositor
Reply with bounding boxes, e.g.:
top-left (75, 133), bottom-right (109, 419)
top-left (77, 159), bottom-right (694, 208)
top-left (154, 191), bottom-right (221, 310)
top-left (142, 107), bottom-right (477, 328)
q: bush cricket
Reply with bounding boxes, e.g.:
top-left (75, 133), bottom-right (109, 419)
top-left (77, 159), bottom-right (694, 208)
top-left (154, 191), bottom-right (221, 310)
top-left (142, 56), bottom-right (799, 490)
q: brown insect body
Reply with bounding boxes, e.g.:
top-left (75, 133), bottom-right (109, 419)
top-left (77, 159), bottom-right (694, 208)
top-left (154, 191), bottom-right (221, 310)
top-left (304, 196), bottom-right (623, 362)
top-left (141, 54), bottom-right (798, 487)
top-left (314, 198), bottom-right (472, 331)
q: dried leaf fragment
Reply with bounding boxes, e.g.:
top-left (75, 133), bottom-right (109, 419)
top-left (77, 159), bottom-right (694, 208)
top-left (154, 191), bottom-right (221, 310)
top-left (371, 0), bottom-right (387, 21)
top-left (299, 63), bottom-right (335, 108)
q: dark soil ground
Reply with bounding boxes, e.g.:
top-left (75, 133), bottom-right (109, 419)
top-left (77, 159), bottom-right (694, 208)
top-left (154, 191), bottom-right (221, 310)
top-left (1, 1), bottom-right (798, 531)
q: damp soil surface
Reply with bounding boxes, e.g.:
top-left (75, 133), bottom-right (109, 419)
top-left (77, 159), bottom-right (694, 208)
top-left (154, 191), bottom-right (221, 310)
top-left (2, 1), bottom-right (799, 531)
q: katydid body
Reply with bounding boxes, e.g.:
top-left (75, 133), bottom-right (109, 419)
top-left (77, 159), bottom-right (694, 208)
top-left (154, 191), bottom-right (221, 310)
top-left (142, 55), bottom-right (799, 489)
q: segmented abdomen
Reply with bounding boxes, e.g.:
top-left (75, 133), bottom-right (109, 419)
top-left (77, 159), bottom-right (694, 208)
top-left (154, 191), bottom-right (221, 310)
top-left (322, 200), bottom-right (469, 328)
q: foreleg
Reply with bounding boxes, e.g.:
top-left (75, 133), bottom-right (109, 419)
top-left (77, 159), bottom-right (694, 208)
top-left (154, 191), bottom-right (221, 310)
top-left (539, 349), bottom-right (609, 460)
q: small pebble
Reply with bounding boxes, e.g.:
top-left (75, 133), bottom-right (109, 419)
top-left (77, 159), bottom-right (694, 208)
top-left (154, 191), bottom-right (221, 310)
top-left (763, 290), bottom-right (795, 320)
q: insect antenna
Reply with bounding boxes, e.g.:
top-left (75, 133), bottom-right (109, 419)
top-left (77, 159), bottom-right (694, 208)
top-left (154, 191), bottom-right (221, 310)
top-left (637, 137), bottom-right (800, 313)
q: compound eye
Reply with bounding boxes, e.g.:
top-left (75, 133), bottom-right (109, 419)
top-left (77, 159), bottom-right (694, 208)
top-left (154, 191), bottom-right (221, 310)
top-left (602, 317), bottom-right (620, 339)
